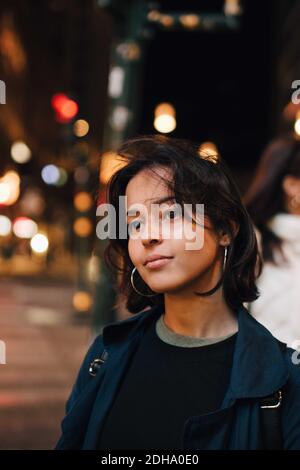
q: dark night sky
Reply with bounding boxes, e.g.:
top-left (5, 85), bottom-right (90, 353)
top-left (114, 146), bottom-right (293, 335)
top-left (139, 0), bottom-right (273, 185)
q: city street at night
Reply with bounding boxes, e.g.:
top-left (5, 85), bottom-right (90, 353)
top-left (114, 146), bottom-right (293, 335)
top-left (0, 277), bottom-right (90, 449)
top-left (1, 0), bottom-right (300, 459)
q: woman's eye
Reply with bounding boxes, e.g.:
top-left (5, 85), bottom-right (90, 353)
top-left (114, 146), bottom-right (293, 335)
top-left (163, 207), bottom-right (181, 220)
top-left (128, 220), bottom-right (141, 232)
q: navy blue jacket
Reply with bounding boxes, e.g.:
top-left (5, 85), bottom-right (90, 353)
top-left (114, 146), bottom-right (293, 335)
top-left (55, 304), bottom-right (300, 450)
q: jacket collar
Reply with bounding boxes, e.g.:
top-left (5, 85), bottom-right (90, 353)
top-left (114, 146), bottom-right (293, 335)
top-left (227, 305), bottom-right (289, 399)
top-left (102, 303), bottom-right (290, 400)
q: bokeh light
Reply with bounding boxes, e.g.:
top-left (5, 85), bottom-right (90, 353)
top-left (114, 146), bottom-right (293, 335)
top-left (11, 140), bottom-right (32, 164)
top-left (0, 171), bottom-right (21, 205)
top-left (51, 93), bottom-right (78, 123)
top-left (20, 189), bottom-right (45, 216)
top-left (0, 182), bottom-right (10, 204)
top-left (41, 164), bottom-right (60, 185)
top-left (74, 166), bottom-right (90, 185)
top-left (55, 168), bottom-right (68, 187)
top-left (73, 119), bottom-right (89, 137)
top-left (73, 291), bottom-right (93, 312)
top-left (73, 217), bottom-right (93, 237)
top-left (0, 215), bottom-right (12, 236)
top-left (30, 233), bottom-right (49, 254)
top-left (179, 14), bottom-right (200, 29)
top-left (13, 217), bottom-right (38, 239)
top-left (74, 192), bottom-right (93, 212)
top-left (154, 103), bottom-right (176, 133)
top-left (294, 112), bottom-right (300, 136)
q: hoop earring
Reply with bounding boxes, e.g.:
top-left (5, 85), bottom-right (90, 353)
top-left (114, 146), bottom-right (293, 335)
top-left (223, 245), bottom-right (228, 271)
top-left (194, 245), bottom-right (228, 297)
top-left (130, 266), bottom-right (157, 297)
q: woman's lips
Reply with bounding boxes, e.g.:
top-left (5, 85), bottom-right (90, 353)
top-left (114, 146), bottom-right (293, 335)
top-left (145, 257), bottom-right (173, 269)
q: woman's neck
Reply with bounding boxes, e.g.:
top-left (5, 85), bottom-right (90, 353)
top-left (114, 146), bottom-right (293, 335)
top-left (163, 289), bottom-right (238, 339)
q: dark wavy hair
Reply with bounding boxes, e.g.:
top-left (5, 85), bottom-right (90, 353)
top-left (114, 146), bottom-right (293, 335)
top-left (103, 134), bottom-right (262, 314)
top-left (244, 134), bottom-right (300, 264)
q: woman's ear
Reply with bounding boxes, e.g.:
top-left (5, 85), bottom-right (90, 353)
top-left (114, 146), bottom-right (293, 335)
top-left (219, 232), bottom-right (231, 247)
top-left (219, 222), bottom-right (239, 246)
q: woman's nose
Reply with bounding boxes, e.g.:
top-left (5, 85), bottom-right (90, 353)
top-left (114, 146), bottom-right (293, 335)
top-left (141, 219), bottom-right (163, 246)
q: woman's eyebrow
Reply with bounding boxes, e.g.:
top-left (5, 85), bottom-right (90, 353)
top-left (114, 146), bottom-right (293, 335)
top-left (150, 196), bottom-right (176, 205)
top-left (126, 196), bottom-right (176, 218)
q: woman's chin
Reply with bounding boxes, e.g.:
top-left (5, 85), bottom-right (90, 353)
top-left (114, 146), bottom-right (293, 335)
top-left (147, 281), bottom-right (184, 294)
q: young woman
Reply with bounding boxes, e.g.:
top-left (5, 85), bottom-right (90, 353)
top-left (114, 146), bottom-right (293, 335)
top-left (56, 135), bottom-right (300, 450)
top-left (245, 135), bottom-right (300, 348)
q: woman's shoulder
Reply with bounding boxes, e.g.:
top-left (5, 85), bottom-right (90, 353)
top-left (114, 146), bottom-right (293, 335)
top-left (77, 310), bottom-right (152, 380)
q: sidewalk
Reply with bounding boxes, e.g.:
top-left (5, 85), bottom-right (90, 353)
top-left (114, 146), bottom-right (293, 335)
top-left (0, 277), bottom-right (91, 449)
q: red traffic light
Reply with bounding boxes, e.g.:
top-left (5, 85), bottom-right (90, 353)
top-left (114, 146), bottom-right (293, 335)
top-left (51, 93), bottom-right (78, 123)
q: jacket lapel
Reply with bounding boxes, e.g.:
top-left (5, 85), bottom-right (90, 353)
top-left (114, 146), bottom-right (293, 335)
top-left (82, 305), bottom-right (163, 449)
top-left (224, 305), bottom-right (289, 402)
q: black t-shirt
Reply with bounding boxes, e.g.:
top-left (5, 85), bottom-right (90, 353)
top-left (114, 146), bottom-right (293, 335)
top-left (98, 317), bottom-right (237, 450)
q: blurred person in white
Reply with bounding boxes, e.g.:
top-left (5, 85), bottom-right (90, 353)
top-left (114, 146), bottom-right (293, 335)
top-left (245, 134), bottom-right (300, 347)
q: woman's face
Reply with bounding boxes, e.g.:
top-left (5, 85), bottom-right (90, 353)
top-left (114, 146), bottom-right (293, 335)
top-left (125, 166), bottom-right (229, 295)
